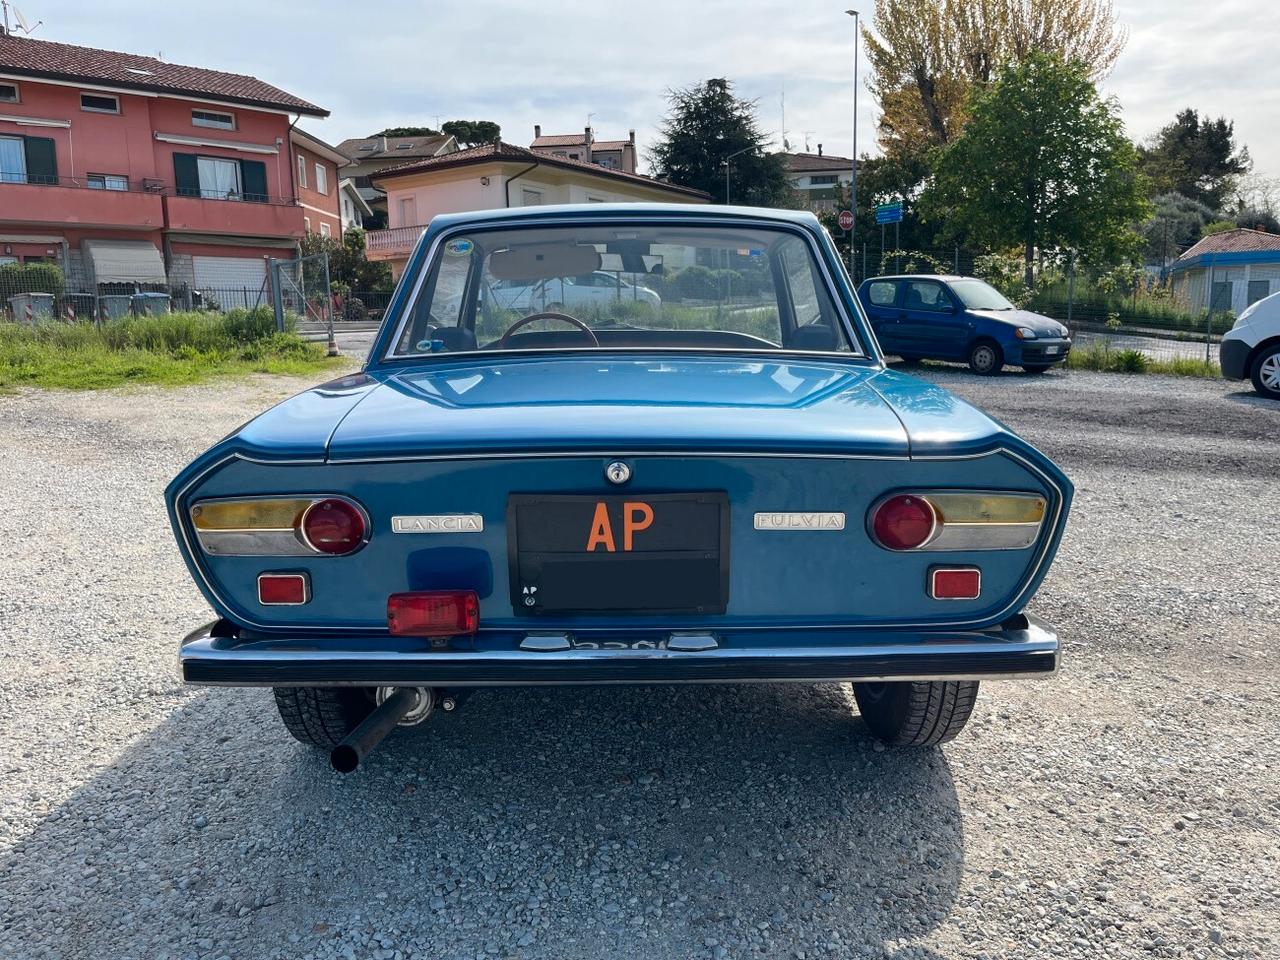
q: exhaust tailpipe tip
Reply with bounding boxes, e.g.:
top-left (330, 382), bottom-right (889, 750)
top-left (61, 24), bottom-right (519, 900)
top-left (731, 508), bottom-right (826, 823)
top-left (329, 687), bottom-right (430, 774)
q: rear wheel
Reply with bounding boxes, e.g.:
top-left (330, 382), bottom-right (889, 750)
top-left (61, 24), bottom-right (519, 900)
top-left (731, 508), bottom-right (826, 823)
top-left (1250, 345), bottom-right (1280, 399)
top-left (967, 340), bottom-right (1003, 375)
top-left (852, 680), bottom-right (979, 746)
top-left (273, 687), bottom-right (374, 748)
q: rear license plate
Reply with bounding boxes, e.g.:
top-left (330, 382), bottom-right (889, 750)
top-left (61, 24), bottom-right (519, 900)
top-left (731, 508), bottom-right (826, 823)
top-left (508, 493), bottom-right (729, 614)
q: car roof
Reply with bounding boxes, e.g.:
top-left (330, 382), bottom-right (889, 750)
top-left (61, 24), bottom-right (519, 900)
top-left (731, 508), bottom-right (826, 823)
top-left (861, 274), bottom-right (972, 284)
top-left (426, 202), bottom-right (823, 233)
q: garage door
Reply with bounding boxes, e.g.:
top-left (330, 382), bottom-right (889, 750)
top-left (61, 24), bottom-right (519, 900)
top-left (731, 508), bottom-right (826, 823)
top-left (193, 256), bottom-right (267, 308)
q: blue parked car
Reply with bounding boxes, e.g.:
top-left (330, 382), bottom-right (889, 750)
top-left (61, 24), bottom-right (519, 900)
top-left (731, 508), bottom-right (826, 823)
top-left (857, 274), bottom-right (1072, 374)
top-left (167, 205), bottom-right (1072, 771)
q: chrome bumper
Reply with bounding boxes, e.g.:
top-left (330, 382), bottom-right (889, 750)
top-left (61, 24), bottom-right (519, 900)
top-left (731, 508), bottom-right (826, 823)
top-left (179, 614), bottom-right (1059, 687)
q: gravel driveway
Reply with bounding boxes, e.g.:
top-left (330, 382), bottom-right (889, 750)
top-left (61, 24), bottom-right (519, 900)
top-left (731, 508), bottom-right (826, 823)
top-left (1, 366), bottom-right (1277, 960)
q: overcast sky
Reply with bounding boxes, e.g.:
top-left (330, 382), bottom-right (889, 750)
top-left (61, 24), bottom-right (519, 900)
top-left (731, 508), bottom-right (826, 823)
top-left (25, 0), bottom-right (1280, 183)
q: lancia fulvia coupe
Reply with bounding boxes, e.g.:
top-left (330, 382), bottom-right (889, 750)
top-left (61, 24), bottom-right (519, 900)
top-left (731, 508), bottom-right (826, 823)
top-left (168, 204), bottom-right (1072, 772)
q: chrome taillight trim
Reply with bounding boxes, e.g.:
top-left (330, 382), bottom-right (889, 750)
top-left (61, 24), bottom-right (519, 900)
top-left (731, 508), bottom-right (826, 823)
top-left (256, 572), bottom-right (311, 606)
top-left (868, 491), bottom-right (1047, 552)
top-left (191, 495), bottom-right (370, 557)
top-left (928, 566), bottom-right (982, 600)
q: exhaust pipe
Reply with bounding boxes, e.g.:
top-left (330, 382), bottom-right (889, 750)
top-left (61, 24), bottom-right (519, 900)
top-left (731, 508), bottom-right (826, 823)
top-left (330, 687), bottom-right (432, 774)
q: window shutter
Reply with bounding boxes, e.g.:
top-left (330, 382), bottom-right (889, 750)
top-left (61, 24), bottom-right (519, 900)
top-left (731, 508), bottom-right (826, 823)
top-left (173, 153), bottom-right (199, 197)
top-left (240, 159), bottom-right (268, 203)
top-left (22, 136), bottom-right (57, 185)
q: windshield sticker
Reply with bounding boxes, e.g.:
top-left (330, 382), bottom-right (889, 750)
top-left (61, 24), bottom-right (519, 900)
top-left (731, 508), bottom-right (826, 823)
top-left (445, 239), bottom-right (474, 257)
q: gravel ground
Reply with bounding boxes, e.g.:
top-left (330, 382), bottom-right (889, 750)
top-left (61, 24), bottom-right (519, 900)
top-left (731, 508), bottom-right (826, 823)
top-left (1, 365), bottom-right (1277, 960)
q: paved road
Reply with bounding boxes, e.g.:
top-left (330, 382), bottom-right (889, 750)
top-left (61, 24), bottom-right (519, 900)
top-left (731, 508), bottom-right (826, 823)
top-left (0, 368), bottom-right (1276, 959)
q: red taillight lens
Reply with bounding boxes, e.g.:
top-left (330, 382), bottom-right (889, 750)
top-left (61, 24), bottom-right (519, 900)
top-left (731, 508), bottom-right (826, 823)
top-left (871, 494), bottom-right (937, 550)
top-left (258, 573), bottom-right (309, 605)
top-left (929, 567), bottom-right (981, 600)
top-left (301, 498), bottom-right (367, 555)
top-left (388, 590), bottom-right (480, 637)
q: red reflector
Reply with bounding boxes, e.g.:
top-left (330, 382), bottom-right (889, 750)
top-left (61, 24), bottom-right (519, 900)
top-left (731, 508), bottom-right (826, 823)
top-left (301, 498), bottom-right (367, 555)
top-left (388, 591), bottom-right (480, 637)
top-left (871, 494), bottom-right (938, 550)
top-left (258, 573), bottom-right (309, 605)
top-left (930, 567), bottom-right (981, 600)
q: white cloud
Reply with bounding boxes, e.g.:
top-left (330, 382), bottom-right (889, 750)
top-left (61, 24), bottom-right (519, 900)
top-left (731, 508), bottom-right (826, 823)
top-left (24, 0), bottom-right (1279, 180)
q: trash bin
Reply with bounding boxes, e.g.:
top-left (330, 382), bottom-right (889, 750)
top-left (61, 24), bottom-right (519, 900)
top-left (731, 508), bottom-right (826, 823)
top-left (61, 294), bottom-right (96, 323)
top-left (131, 292), bottom-right (172, 316)
top-left (7, 293), bottom-right (55, 324)
top-left (97, 295), bottom-right (133, 322)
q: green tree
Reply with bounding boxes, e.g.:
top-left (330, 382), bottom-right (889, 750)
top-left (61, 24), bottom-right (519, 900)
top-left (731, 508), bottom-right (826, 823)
top-left (441, 120), bottom-right (501, 146)
top-left (301, 228), bottom-right (393, 292)
top-left (1139, 192), bottom-right (1215, 265)
top-left (1137, 109), bottom-right (1251, 210)
top-left (925, 53), bottom-right (1150, 285)
top-left (648, 78), bottom-right (792, 206)
top-left (865, 0), bottom-right (1126, 155)
top-left (372, 126), bottom-right (439, 137)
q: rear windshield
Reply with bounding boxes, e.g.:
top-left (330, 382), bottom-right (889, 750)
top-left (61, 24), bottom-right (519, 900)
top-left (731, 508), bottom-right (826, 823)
top-left (388, 223), bottom-right (860, 357)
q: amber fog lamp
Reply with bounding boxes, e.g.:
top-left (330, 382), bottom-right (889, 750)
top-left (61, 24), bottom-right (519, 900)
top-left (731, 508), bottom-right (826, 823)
top-left (871, 495), bottom-right (938, 550)
top-left (301, 498), bottom-right (368, 555)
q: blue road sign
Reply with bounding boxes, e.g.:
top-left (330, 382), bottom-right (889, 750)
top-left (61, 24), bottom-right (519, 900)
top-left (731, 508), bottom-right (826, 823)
top-left (875, 202), bottom-right (903, 225)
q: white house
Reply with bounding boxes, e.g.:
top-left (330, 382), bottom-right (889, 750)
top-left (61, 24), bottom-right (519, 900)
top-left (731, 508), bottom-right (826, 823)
top-left (338, 178), bottom-right (373, 231)
top-left (363, 141), bottom-right (709, 277)
top-left (780, 147), bottom-right (854, 212)
top-left (1170, 228), bottom-right (1280, 315)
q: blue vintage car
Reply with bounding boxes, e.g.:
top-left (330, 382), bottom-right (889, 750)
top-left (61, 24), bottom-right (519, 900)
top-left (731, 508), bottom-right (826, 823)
top-left (167, 204), bottom-right (1072, 771)
top-left (857, 274), bottom-right (1072, 374)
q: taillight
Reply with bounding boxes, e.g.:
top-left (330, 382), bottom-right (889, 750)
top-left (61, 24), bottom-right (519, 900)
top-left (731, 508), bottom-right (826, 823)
top-left (300, 498), bottom-right (367, 555)
top-left (191, 496), bottom-right (369, 556)
top-left (257, 572), bottom-right (310, 605)
top-left (871, 495), bottom-right (937, 550)
top-left (869, 492), bottom-right (1046, 551)
top-left (388, 591), bottom-right (480, 637)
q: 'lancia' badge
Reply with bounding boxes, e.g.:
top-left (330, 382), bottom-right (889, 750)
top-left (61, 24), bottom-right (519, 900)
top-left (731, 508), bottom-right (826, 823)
top-left (605, 461), bottom-right (632, 485)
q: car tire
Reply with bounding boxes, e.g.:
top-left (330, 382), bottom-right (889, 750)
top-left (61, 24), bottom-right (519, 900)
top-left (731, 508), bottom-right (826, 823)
top-left (1022, 364), bottom-right (1053, 374)
top-left (273, 687), bottom-right (374, 748)
top-left (967, 340), bottom-right (1003, 375)
top-left (1250, 345), bottom-right (1280, 399)
top-left (852, 680), bottom-right (979, 747)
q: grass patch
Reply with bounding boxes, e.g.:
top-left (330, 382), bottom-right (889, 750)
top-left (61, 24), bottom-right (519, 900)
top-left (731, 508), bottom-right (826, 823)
top-left (0, 308), bottom-right (345, 390)
top-left (1066, 341), bottom-right (1221, 378)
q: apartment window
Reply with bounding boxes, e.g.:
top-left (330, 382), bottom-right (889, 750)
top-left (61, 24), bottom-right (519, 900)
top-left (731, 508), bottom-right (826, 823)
top-left (0, 134), bottom-right (57, 185)
top-left (173, 153), bottom-right (268, 202)
top-left (87, 173), bottom-right (128, 191)
top-left (0, 82), bottom-right (18, 103)
top-left (596, 156), bottom-right (618, 169)
top-left (80, 92), bottom-right (120, 114)
top-left (552, 150), bottom-right (567, 157)
top-left (304, 217), bottom-right (311, 233)
top-left (809, 174), bottom-right (838, 186)
top-left (314, 162), bottom-right (327, 195)
top-left (1247, 279), bottom-right (1271, 306)
top-left (521, 188), bottom-right (542, 206)
top-left (297, 154), bottom-right (307, 189)
top-left (320, 222), bottom-right (331, 238)
top-left (568, 153), bottom-right (579, 160)
top-left (192, 109), bottom-right (235, 131)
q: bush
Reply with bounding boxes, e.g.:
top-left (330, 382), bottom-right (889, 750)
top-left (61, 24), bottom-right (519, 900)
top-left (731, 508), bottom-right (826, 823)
top-left (0, 262), bottom-right (66, 298)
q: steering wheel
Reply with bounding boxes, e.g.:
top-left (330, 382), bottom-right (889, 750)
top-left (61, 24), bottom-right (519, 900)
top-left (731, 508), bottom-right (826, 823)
top-left (498, 312), bottom-right (601, 349)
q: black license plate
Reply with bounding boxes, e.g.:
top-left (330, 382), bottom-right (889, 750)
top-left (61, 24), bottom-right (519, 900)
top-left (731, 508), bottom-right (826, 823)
top-left (508, 492), bottom-right (729, 614)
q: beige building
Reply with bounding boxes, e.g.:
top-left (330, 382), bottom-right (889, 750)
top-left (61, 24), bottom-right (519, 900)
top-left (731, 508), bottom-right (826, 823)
top-left (530, 125), bottom-right (638, 173)
top-left (334, 133), bottom-right (459, 226)
top-left (364, 141), bottom-right (708, 277)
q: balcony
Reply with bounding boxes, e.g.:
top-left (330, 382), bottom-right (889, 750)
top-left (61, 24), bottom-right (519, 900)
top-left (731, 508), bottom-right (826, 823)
top-left (0, 177), bottom-right (165, 230)
top-left (365, 224), bottom-right (427, 261)
top-left (163, 192), bottom-right (304, 239)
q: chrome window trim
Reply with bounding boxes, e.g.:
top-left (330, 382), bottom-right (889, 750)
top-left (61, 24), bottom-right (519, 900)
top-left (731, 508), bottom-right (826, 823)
top-left (172, 445), bottom-right (1064, 634)
top-left (378, 214), bottom-right (875, 365)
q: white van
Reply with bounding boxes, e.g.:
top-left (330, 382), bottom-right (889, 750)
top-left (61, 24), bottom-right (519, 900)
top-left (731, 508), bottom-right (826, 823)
top-left (1221, 290), bottom-right (1280, 398)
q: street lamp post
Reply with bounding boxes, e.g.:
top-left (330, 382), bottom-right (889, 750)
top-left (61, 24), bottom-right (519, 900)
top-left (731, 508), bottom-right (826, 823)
top-left (845, 8), bottom-right (859, 281)
top-left (723, 145), bottom-right (754, 204)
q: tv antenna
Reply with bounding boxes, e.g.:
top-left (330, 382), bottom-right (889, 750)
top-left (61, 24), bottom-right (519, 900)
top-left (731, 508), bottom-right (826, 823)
top-left (2, 2), bottom-right (42, 35)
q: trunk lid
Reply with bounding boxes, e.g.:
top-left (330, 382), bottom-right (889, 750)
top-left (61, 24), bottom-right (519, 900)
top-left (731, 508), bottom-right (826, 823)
top-left (326, 356), bottom-right (909, 461)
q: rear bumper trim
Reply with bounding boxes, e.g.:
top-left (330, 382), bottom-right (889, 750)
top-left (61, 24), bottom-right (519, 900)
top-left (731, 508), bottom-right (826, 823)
top-left (179, 615), bottom-right (1060, 686)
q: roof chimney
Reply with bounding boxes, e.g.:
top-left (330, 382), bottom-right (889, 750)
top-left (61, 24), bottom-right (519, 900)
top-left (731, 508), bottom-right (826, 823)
top-left (534, 124), bottom-right (541, 139)
top-left (818, 143), bottom-right (823, 156)
top-left (584, 125), bottom-right (593, 163)
top-left (629, 129), bottom-right (635, 144)
top-left (379, 135), bottom-right (387, 152)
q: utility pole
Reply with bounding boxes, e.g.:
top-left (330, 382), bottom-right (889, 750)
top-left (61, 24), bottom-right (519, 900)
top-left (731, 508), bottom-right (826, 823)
top-left (845, 9), bottom-right (860, 280)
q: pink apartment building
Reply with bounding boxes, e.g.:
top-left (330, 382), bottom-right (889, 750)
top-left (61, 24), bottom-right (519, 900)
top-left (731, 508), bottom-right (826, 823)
top-left (0, 33), bottom-right (335, 300)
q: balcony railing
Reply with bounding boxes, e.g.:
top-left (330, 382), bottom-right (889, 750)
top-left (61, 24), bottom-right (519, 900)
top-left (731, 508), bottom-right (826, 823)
top-left (366, 224), bottom-right (428, 259)
top-left (0, 173), bottom-right (297, 206)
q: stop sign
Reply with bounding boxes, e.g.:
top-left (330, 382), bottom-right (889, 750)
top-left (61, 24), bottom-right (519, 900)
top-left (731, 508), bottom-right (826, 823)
top-left (838, 210), bottom-right (854, 231)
